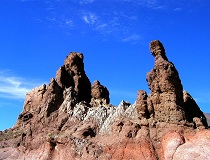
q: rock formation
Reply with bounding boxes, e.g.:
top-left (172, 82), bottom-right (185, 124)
top-left (57, 52), bottom-right (92, 103)
top-left (146, 40), bottom-right (185, 123)
top-left (183, 91), bottom-right (208, 128)
top-left (91, 80), bottom-right (110, 106)
top-left (0, 41), bottom-right (209, 160)
top-left (136, 90), bottom-right (149, 119)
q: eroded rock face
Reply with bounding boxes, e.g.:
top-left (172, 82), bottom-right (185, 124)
top-left (91, 80), bottom-right (110, 106)
top-left (0, 41), bottom-right (209, 160)
top-left (55, 65), bottom-right (74, 89)
top-left (22, 52), bottom-right (91, 118)
top-left (136, 90), bottom-right (149, 119)
top-left (23, 84), bottom-right (47, 112)
top-left (146, 40), bottom-right (185, 123)
top-left (183, 91), bottom-right (208, 128)
top-left (64, 52), bottom-right (91, 103)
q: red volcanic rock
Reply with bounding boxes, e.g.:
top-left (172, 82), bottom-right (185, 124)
top-left (55, 65), bottom-right (74, 89)
top-left (0, 41), bottom-right (209, 160)
top-left (183, 91), bottom-right (208, 128)
top-left (136, 90), bottom-right (149, 119)
top-left (91, 80), bottom-right (110, 106)
top-left (23, 84), bottom-right (47, 112)
top-left (64, 52), bottom-right (91, 103)
top-left (45, 78), bottom-right (63, 117)
top-left (146, 40), bottom-right (185, 123)
top-left (110, 139), bottom-right (156, 160)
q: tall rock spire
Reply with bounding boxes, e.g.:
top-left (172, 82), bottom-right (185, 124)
top-left (146, 40), bottom-right (185, 122)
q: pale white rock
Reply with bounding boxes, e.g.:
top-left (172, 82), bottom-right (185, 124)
top-left (59, 87), bottom-right (78, 114)
top-left (99, 100), bottom-right (139, 134)
top-left (173, 135), bottom-right (210, 160)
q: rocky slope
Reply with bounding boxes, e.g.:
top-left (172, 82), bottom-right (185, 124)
top-left (0, 40), bottom-right (209, 160)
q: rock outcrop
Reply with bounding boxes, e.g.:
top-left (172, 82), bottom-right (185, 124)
top-left (183, 91), bottom-right (208, 128)
top-left (146, 40), bottom-right (185, 123)
top-left (91, 80), bottom-right (110, 106)
top-left (57, 52), bottom-right (92, 103)
top-left (0, 41), bottom-right (209, 160)
top-left (136, 90), bottom-right (149, 119)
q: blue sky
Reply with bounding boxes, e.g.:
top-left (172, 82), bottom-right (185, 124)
top-left (0, 0), bottom-right (210, 131)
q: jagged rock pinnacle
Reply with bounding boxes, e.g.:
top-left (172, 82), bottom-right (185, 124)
top-left (91, 80), bottom-right (110, 106)
top-left (183, 91), bottom-right (208, 128)
top-left (150, 40), bottom-right (168, 61)
top-left (56, 52), bottom-right (92, 103)
top-left (146, 40), bottom-right (185, 122)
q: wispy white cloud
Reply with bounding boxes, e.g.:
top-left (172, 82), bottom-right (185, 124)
top-left (46, 17), bottom-right (57, 22)
top-left (174, 8), bottom-right (182, 12)
top-left (82, 12), bottom-right (98, 25)
top-left (0, 71), bottom-right (45, 99)
top-left (124, 0), bottom-right (159, 8)
top-left (32, 0), bottom-right (141, 41)
top-left (154, 5), bottom-right (165, 10)
top-left (141, 0), bottom-right (159, 8)
top-left (122, 34), bottom-right (141, 42)
top-left (96, 23), bottom-right (107, 30)
top-left (32, 0), bottom-right (178, 41)
top-left (65, 19), bottom-right (74, 27)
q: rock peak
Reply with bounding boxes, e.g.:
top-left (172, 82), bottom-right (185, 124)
top-left (150, 40), bottom-right (168, 61)
top-left (146, 40), bottom-right (185, 122)
top-left (64, 52), bottom-right (84, 74)
top-left (145, 40), bottom-right (207, 126)
top-left (60, 52), bottom-right (91, 103)
top-left (91, 80), bottom-right (110, 106)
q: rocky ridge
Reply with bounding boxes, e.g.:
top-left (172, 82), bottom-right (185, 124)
top-left (0, 40), bottom-right (209, 160)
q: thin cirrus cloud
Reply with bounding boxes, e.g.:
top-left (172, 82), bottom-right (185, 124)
top-left (122, 34), bottom-right (141, 42)
top-left (41, 1), bottom-right (139, 39)
top-left (0, 72), bottom-right (44, 99)
top-left (31, 0), bottom-right (182, 41)
top-left (123, 0), bottom-right (159, 8)
top-left (82, 12), bottom-right (98, 25)
top-left (174, 8), bottom-right (182, 12)
top-left (29, 0), bottom-right (141, 41)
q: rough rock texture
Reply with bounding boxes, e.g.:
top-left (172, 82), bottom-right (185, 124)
top-left (0, 41), bottom-right (209, 160)
top-left (63, 52), bottom-right (91, 103)
top-left (91, 80), bottom-right (110, 106)
top-left (136, 90), bottom-right (149, 119)
top-left (183, 91), bottom-right (208, 128)
top-left (146, 40), bottom-right (185, 123)
top-left (173, 130), bottom-right (210, 160)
